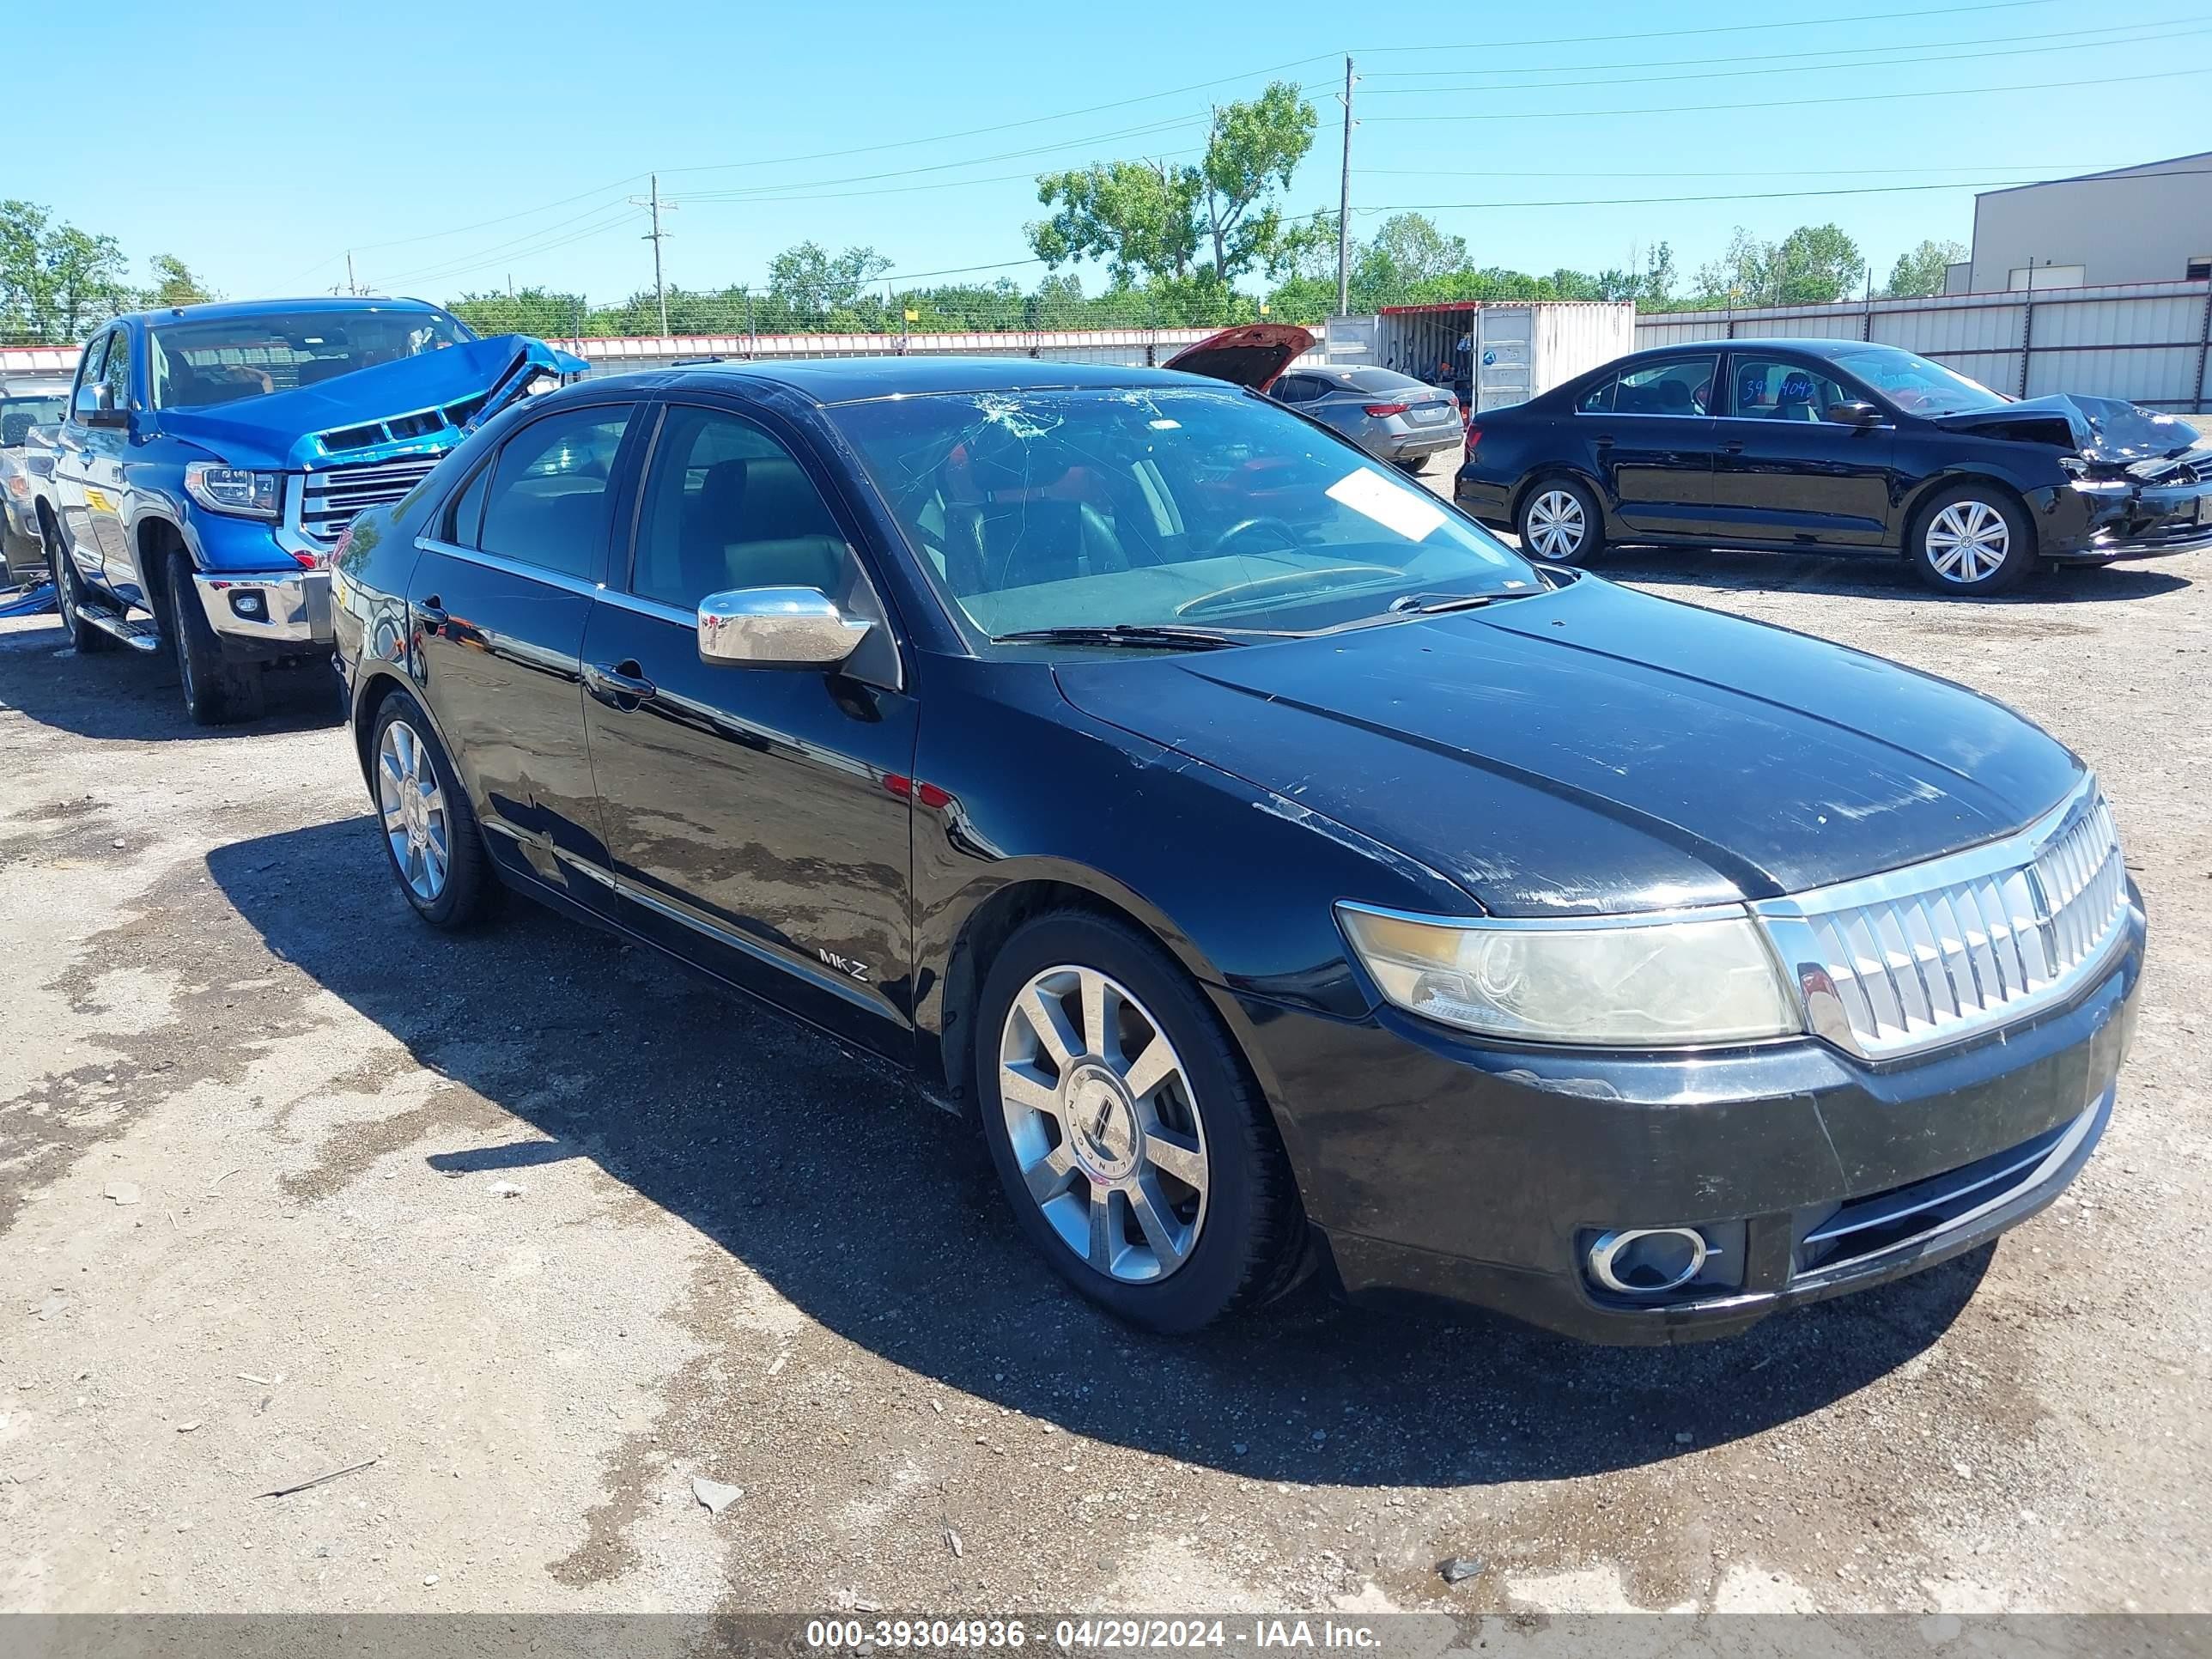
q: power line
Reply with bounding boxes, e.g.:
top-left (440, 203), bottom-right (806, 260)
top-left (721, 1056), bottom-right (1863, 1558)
top-left (1358, 20), bottom-right (2212, 96)
top-left (1358, 12), bottom-right (2190, 78)
top-left (1355, 0), bottom-right (2061, 53)
top-left (1363, 64), bottom-right (2212, 122)
top-left (1360, 169), bottom-right (2212, 214)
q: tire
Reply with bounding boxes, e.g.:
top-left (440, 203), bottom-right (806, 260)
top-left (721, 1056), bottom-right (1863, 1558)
top-left (4, 523), bottom-right (44, 586)
top-left (973, 910), bottom-right (1304, 1334)
top-left (1516, 475), bottom-right (1604, 565)
top-left (369, 690), bottom-right (491, 929)
top-left (164, 554), bottom-right (264, 725)
top-left (1909, 483), bottom-right (2035, 597)
top-left (45, 514), bottom-right (112, 653)
top-left (1392, 456), bottom-right (1428, 475)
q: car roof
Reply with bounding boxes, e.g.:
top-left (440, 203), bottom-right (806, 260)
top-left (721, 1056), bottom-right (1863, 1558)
top-left (1618, 337), bottom-right (1878, 365)
top-left (578, 354), bottom-right (1250, 407)
top-left (113, 295), bottom-right (453, 328)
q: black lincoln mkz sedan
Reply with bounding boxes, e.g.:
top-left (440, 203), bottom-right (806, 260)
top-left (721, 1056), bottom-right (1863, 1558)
top-left (330, 356), bottom-right (2143, 1341)
top-left (1456, 338), bottom-right (2211, 596)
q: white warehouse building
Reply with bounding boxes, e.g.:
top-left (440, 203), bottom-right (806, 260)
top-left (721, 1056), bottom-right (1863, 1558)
top-left (1948, 151), bottom-right (2212, 294)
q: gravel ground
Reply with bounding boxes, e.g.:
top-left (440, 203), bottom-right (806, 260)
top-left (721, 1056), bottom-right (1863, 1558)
top-left (2, 514), bottom-right (2208, 1619)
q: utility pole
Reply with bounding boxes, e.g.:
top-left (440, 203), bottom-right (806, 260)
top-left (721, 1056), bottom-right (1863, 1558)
top-left (1335, 57), bottom-right (1355, 317)
top-left (344, 251), bottom-right (358, 297)
top-left (630, 173), bottom-right (676, 334)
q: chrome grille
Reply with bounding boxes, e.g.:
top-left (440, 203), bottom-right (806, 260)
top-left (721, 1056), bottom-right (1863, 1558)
top-left (297, 455), bottom-right (441, 542)
top-left (1755, 779), bottom-right (2130, 1060)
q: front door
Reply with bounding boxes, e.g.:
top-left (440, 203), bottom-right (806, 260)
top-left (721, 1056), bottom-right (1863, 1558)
top-left (579, 398), bottom-right (918, 1058)
top-left (408, 397), bottom-right (640, 900)
top-left (52, 331), bottom-right (131, 594)
top-left (1574, 353), bottom-right (1721, 537)
top-left (1710, 354), bottom-right (1895, 547)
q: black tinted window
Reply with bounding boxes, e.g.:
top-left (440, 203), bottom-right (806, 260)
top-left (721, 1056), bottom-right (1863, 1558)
top-left (1576, 374), bottom-right (1615, 414)
top-left (1614, 356), bottom-right (1717, 416)
top-left (477, 404), bottom-right (633, 580)
top-left (630, 405), bottom-right (845, 610)
top-left (445, 460), bottom-right (492, 545)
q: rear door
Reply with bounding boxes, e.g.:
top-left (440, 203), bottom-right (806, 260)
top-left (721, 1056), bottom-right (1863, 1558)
top-left (1709, 352), bottom-right (1896, 547)
top-left (578, 397), bottom-right (918, 1058)
top-left (1571, 354), bottom-right (1721, 537)
top-left (408, 396), bottom-right (640, 902)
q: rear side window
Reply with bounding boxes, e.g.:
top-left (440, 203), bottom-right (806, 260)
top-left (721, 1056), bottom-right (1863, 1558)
top-left (1576, 374), bottom-right (1615, 414)
top-left (474, 404), bottom-right (634, 580)
top-left (1614, 356), bottom-right (1717, 416)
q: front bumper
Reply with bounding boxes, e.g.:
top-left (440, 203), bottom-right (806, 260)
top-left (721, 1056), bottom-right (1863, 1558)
top-left (1241, 898), bottom-right (2143, 1344)
top-left (2033, 473), bottom-right (2212, 563)
top-left (193, 568), bottom-right (333, 650)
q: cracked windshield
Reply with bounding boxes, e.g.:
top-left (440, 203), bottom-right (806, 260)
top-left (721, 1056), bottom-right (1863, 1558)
top-left (832, 387), bottom-right (1534, 639)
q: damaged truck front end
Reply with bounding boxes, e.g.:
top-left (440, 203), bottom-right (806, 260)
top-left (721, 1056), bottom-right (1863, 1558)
top-left (46, 297), bottom-right (584, 724)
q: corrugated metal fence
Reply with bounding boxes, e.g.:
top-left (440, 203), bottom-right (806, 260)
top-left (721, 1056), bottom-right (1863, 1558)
top-left (1634, 279), bottom-right (2212, 411)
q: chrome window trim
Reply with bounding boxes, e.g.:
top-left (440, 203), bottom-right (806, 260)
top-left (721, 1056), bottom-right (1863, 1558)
top-left (412, 534), bottom-right (604, 600)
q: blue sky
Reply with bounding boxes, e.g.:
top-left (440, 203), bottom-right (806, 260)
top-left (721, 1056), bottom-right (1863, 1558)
top-left (15, 0), bottom-right (2212, 305)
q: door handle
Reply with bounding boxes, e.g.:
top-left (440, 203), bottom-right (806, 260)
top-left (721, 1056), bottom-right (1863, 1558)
top-left (1593, 434), bottom-right (1614, 448)
top-left (584, 659), bottom-right (657, 707)
top-left (1722, 440), bottom-right (1747, 454)
top-left (415, 595), bottom-right (447, 634)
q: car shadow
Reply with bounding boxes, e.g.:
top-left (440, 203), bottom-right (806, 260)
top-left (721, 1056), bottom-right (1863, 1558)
top-left (0, 616), bottom-right (340, 739)
top-left (210, 815), bottom-right (1990, 1490)
top-left (1587, 545), bottom-right (2195, 605)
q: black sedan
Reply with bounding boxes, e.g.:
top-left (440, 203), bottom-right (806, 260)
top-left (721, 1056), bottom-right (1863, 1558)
top-left (1455, 338), bottom-right (2212, 596)
top-left (330, 356), bottom-right (2143, 1341)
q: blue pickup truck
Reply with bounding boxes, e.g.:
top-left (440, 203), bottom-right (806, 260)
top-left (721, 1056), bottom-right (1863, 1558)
top-left (38, 296), bottom-right (580, 722)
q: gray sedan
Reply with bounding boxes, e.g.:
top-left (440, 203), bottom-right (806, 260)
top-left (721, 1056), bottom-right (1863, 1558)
top-left (1269, 366), bottom-right (1464, 471)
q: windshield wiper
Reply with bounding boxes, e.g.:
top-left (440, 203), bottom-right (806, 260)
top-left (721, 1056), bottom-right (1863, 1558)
top-left (1387, 592), bottom-right (1509, 617)
top-left (991, 623), bottom-right (1261, 650)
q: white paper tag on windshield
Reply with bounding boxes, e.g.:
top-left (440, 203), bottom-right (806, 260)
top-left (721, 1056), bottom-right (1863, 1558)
top-left (1326, 467), bottom-right (1448, 543)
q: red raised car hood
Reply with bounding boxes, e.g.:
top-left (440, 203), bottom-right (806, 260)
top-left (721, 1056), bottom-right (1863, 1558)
top-left (1162, 324), bottom-right (1316, 392)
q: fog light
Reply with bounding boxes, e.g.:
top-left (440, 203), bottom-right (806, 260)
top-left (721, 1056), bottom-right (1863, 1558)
top-left (1588, 1227), bottom-right (1710, 1296)
top-left (229, 590), bottom-right (266, 621)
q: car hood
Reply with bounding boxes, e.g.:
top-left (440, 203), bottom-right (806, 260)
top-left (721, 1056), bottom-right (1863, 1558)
top-left (151, 334), bottom-right (586, 471)
top-left (1054, 576), bottom-right (2083, 916)
top-left (1161, 323), bottom-right (1316, 392)
top-left (1929, 392), bottom-right (2201, 466)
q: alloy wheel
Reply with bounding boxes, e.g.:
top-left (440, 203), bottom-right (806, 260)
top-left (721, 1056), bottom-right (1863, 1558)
top-left (377, 718), bottom-right (451, 902)
top-left (997, 964), bottom-right (1210, 1283)
top-left (1925, 499), bottom-right (2010, 583)
top-left (1525, 489), bottom-right (1586, 560)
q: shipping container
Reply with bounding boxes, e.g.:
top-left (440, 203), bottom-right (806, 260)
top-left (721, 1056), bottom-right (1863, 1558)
top-left (1322, 301), bottom-right (1636, 411)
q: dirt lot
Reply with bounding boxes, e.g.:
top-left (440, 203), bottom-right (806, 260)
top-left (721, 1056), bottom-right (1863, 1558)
top-left (3, 534), bottom-right (2208, 1620)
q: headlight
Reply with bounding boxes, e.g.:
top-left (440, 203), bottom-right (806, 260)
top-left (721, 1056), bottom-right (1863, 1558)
top-left (1337, 903), bottom-right (1800, 1046)
top-left (185, 463), bottom-right (283, 520)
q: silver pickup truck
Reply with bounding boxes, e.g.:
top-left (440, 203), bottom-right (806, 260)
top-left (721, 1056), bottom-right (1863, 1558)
top-left (2, 373), bottom-right (70, 585)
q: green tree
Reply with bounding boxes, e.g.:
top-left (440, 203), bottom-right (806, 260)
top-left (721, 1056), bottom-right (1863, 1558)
top-left (0, 201), bottom-right (133, 342)
top-left (1029, 158), bottom-right (1204, 283)
top-left (767, 241), bottom-right (892, 322)
top-left (1766, 222), bottom-right (1866, 304)
top-left (1883, 238), bottom-right (1967, 299)
top-left (144, 254), bottom-right (216, 307)
top-left (451, 286), bottom-right (587, 337)
top-left (1030, 82), bottom-right (1316, 286)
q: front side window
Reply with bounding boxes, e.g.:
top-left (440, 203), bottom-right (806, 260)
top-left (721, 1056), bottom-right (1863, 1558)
top-left (1612, 356), bottom-right (1717, 417)
top-left (99, 331), bottom-right (132, 408)
top-left (831, 386), bottom-right (1533, 639)
top-left (1826, 345), bottom-right (2008, 416)
top-left (629, 405), bottom-right (846, 610)
top-left (71, 336), bottom-right (109, 410)
top-left (473, 404), bottom-right (633, 580)
top-left (149, 307), bottom-right (473, 410)
top-left (1726, 358), bottom-right (1851, 422)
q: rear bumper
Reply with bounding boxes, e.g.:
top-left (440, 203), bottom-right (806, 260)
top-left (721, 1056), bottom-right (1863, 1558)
top-left (1239, 893), bottom-right (2143, 1344)
top-left (1454, 475), bottom-right (1514, 526)
top-left (2033, 476), bottom-right (2212, 562)
top-left (193, 568), bottom-right (332, 651)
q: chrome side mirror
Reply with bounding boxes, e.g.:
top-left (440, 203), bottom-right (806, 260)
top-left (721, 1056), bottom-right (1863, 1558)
top-left (75, 382), bottom-right (125, 428)
top-left (697, 586), bottom-right (872, 670)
